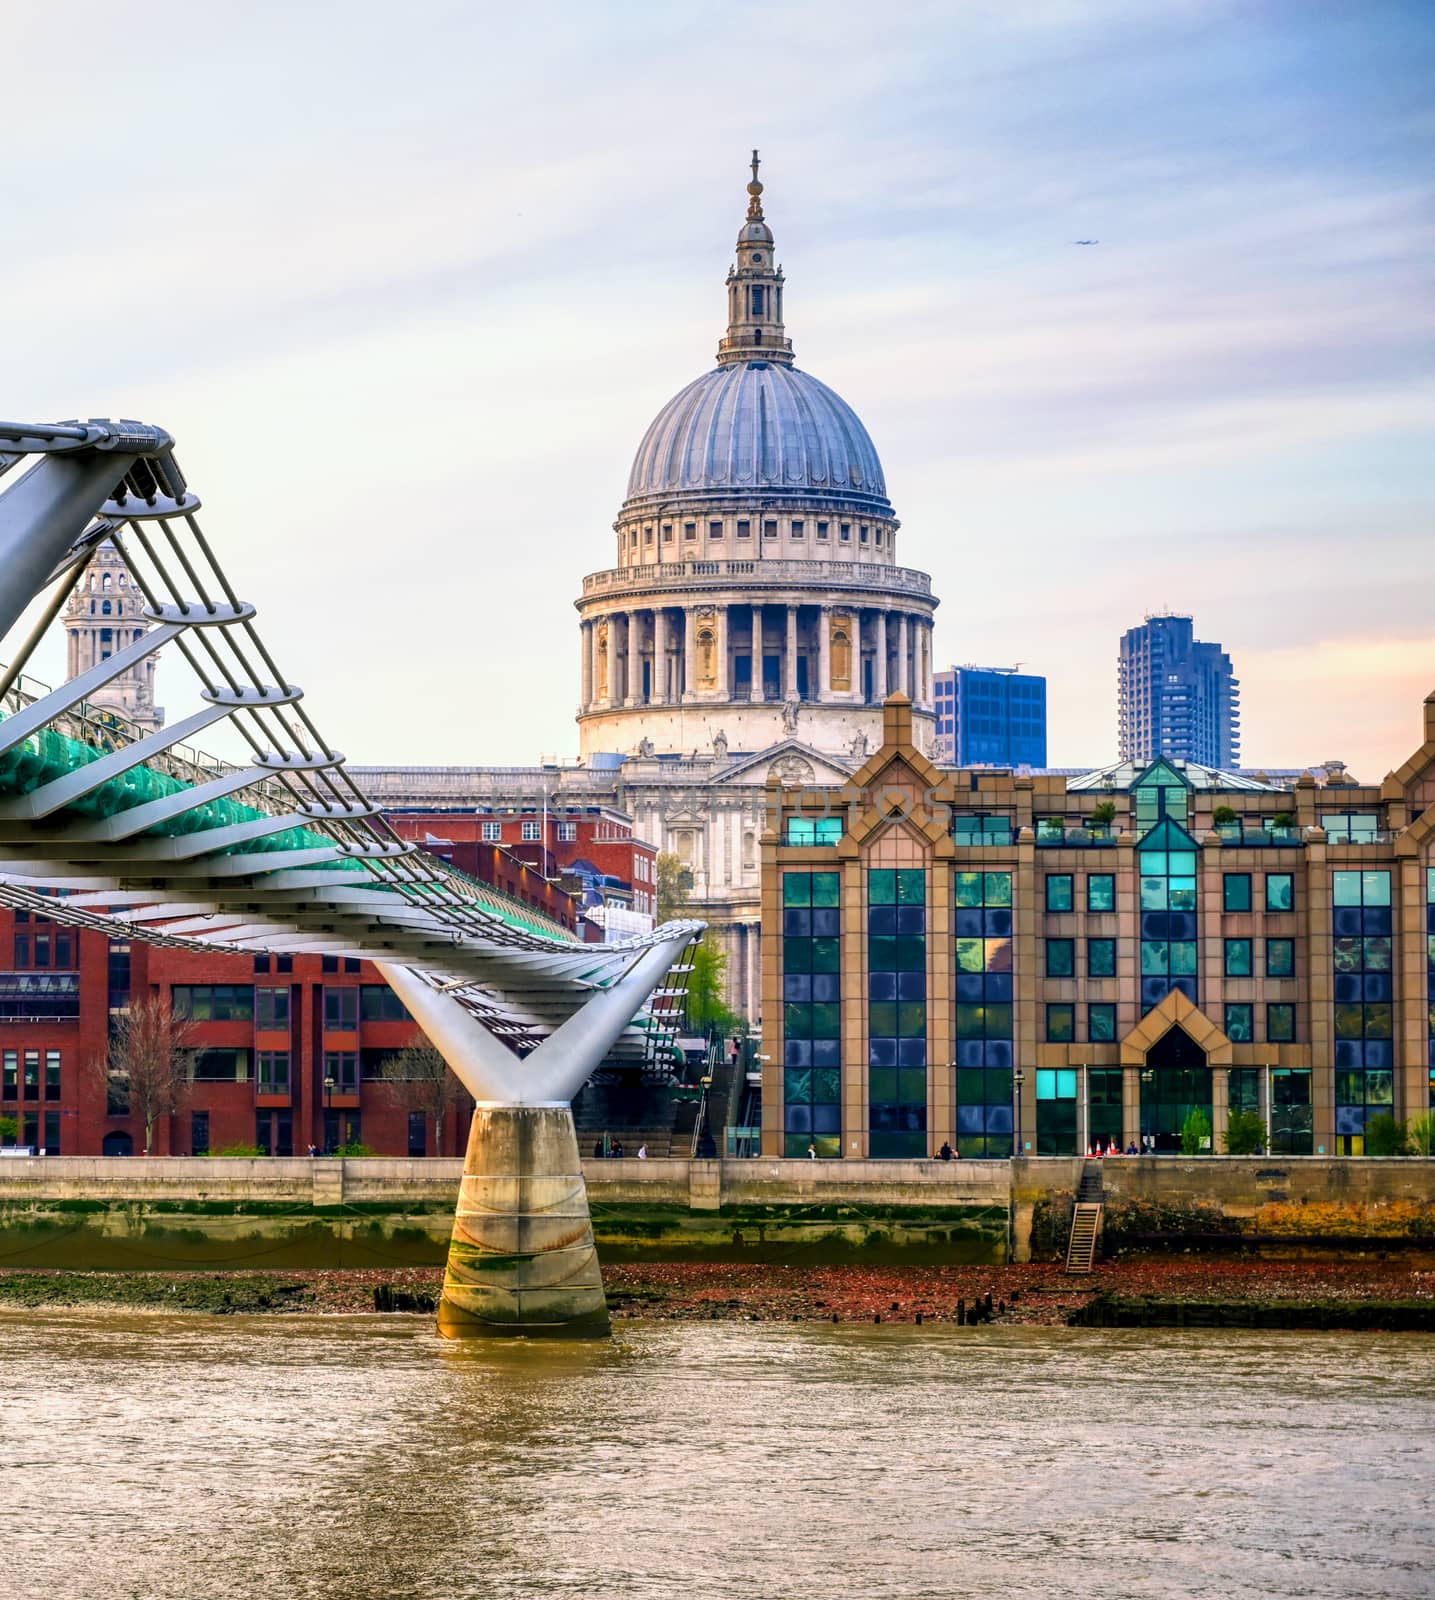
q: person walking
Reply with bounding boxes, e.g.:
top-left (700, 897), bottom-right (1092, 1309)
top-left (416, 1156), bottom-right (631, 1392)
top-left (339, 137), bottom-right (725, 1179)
top-left (637, 1143), bottom-right (648, 1160)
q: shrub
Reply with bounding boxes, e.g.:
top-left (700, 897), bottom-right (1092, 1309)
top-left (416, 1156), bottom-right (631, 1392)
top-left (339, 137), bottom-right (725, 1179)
top-left (1180, 1108), bottom-right (1213, 1155)
top-left (208, 1143), bottom-right (264, 1158)
top-left (1223, 1107), bottom-right (1265, 1155)
top-left (1363, 1114), bottom-right (1409, 1157)
top-left (332, 1141), bottom-right (379, 1158)
top-left (1212, 805), bottom-right (1238, 829)
top-left (1089, 800), bottom-right (1117, 830)
top-left (0, 1114), bottom-right (17, 1146)
top-left (1409, 1113), bottom-right (1435, 1157)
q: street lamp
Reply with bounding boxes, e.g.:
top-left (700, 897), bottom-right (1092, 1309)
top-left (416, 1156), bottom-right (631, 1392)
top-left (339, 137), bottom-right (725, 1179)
top-left (1013, 1067), bottom-right (1025, 1160)
top-left (323, 1073), bottom-right (335, 1154)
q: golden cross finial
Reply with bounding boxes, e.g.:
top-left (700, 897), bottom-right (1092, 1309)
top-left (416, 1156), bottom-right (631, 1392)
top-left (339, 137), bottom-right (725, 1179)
top-left (746, 148), bottom-right (764, 219)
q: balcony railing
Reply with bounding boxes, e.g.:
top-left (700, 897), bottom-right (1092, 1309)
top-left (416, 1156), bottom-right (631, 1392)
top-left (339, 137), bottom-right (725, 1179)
top-left (1036, 827), bottom-right (1118, 848)
top-left (1215, 827), bottom-right (1305, 848)
top-left (580, 559), bottom-right (934, 599)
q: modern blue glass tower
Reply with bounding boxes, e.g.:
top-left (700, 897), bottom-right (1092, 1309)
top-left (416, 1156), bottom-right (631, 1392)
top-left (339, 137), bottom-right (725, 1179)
top-left (933, 666), bottom-right (1047, 767)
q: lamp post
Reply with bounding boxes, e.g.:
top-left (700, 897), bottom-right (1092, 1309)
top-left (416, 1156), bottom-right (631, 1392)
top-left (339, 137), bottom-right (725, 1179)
top-left (1013, 1068), bottom-right (1025, 1161)
top-left (323, 1073), bottom-right (335, 1154)
top-left (1140, 1067), bottom-right (1154, 1153)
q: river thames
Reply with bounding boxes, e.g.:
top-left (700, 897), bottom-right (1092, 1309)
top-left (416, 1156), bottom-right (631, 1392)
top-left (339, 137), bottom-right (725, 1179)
top-left (2, 1312), bottom-right (1431, 1599)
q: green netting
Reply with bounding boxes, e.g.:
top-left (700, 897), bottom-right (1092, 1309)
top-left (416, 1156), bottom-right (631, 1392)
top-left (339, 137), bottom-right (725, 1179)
top-left (0, 710), bottom-right (576, 943)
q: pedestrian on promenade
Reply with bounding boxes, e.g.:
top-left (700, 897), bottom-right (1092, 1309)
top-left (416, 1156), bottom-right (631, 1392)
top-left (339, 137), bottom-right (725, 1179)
top-left (807, 1143), bottom-right (817, 1159)
top-left (938, 1141), bottom-right (954, 1161)
top-left (637, 1143), bottom-right (648, 1160)
top-left (612, 1139), bottom-right (625, 1158)
top-left (594, 1138), bottom-right (604, 1159)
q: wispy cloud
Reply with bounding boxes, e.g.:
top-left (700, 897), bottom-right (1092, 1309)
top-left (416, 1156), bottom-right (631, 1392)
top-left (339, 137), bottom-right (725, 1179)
top-left (1, 0), bottom-right (1431, 782)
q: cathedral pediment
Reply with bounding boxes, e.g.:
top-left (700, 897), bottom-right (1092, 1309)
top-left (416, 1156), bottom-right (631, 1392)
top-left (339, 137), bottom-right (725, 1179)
top-left (714, 739), bottom-right (857, 788)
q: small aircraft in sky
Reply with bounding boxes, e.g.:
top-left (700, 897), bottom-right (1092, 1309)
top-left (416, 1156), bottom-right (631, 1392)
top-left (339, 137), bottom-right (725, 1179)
top-left (1073, 239), bottom-right (1099, 245)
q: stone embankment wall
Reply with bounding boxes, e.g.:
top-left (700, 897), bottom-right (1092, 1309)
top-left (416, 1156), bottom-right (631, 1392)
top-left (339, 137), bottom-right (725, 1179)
top-left (1011, 1157), bottom-right (1435, 1261)
top-left (0, 1157), bottom-right (1014, 1270)
top-left (2, 1157), bottom-right (1433, 1269)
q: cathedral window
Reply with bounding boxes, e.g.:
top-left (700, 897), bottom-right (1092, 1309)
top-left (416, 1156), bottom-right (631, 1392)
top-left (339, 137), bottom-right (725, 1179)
top-left (101, 600), bottom-right (112, 615)
top-left (792, 520), bottom-right (805, 538)
top-left (840, 523), bottom-right (851, 541)
top-left (751, 285), bottom-right (765, 316)
top-left (736, 520), bottom-right (750, 538)
top-left (876, 530), bottom-right (884, 546)
top-left (684, 522), bottom-right (696, 540)
top-left (763, 520), bottom-right (777, 538)
top-left (101, 573), bottom-right (112, 589)
top-left (860, 526), bottom-right (869, 543)
top-left (817, 522), bottom-right (829, 540)
top-left (100, 629), bottom-right (112, 644)
top-left (644, 527), bottom-right (653, 544)
top-left (662, 524), bottom-right (673, 541)
top-left (709, 521), bottom-right (723, 540)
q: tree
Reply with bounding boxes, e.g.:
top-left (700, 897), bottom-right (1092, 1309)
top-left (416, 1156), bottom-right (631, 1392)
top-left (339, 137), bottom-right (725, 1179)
top-left (1180, 1108), bottom-right (1212, 1155)
top-left (90, 994), bottom-right (197, 1155)
top-left (685, 932), bottom-right (736, 1035)
top-left (1364, 1113), bottom-right (1409, 1157)
top-left (655, 851), bottom-right (693, 925)
top-left (0, 1114), bottom-right (17, 1147)
top-left (1088, 799), bottom-right (1117, 831)
top-left (380, 1041), bottom-right (463, 1156)
top-left (1223, 1107), bottom-right (1265, 1155)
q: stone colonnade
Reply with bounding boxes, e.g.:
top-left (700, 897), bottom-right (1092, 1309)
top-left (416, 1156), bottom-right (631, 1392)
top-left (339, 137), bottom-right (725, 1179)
top-left (580, 601), bottom-right (934, 712)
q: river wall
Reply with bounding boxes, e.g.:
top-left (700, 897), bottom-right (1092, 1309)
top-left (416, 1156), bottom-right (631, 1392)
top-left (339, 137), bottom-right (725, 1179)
top-left (0, 1156), bottom-right (1432, 1269)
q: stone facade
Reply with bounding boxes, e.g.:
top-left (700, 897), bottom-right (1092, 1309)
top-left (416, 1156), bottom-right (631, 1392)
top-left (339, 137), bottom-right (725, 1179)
top-left (560, 155), bottom-right (942, 1008)
top-left (762, 690), bottom-right (1435, 1161)
top-left (62, 540), bottom-right (163, 733)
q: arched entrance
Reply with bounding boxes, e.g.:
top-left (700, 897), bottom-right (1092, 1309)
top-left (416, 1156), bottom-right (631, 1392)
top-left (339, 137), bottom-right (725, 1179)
top-left (1139, 1025), bottom-right (1212, 1153)
top-left (102, 1130), bottom-right (134, 1157)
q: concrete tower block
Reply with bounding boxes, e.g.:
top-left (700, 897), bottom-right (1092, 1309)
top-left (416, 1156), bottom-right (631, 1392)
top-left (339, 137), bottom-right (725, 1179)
top-left (437, 1102), bottom-right (610, 1339)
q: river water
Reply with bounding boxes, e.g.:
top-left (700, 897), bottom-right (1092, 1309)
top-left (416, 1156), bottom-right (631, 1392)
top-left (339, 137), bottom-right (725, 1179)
top-left (1, 1312), bottom-right (1432, 1600)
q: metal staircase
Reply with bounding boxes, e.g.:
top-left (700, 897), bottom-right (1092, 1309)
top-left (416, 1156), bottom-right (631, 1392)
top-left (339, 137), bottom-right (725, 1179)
top-left (1066, 1162), bottom-right (1104, 1275)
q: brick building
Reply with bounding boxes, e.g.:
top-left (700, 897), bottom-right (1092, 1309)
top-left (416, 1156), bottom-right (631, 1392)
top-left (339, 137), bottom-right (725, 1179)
top-left (0, 836), bottom-right (594, 1158)
top-left (762, 692), bottom-right (1435, 1161)
top-left (385, 806), bottom-right (657, 925)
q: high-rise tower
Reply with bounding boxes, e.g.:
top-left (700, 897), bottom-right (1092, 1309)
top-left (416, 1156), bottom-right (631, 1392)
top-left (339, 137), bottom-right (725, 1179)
top-left (1117, 613), bottom-right (1239, 767)
top-left (62, 541), bottom-right (163, 733)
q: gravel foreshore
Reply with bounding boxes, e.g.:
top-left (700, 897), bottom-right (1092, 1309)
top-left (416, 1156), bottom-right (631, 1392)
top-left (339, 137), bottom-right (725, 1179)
top-left (1, 1256), bottom-right (1432, 1324)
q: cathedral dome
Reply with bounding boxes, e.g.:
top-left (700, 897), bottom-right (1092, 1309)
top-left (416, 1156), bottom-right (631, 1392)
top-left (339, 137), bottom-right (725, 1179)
top-left (624, 361), bottom-right (890, 511)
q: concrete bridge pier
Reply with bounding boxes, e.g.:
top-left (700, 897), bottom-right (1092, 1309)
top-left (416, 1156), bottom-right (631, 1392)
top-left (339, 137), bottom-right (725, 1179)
top-left (438, 1101), bottom-right (609, 1338)
top-left (375, 936), bottom-right (692, 1340)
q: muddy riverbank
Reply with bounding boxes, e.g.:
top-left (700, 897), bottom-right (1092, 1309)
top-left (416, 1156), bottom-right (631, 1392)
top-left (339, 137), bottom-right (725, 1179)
top-left (3, 1254), bottom-right (1433, 1326)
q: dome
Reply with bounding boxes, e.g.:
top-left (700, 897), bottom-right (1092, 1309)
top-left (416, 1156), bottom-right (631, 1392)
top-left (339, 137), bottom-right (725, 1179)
top-left (624, 361), bottom-right (890, 511)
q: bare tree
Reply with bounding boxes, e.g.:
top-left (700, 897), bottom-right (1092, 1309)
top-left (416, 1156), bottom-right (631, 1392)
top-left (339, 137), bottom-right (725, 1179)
top-left (382, 1042), bottom-right (463, 1156)
top-left (90, 994), bottom-right (197, 1155)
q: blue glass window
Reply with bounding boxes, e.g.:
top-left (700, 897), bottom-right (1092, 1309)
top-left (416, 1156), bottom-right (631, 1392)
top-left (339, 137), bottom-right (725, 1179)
top-left (782, 871), bottom-right (841, 1157)
top-left (954, 870), bottom-right (1013, 1157)
top-left (868, 868), bottom-right (926, 1158)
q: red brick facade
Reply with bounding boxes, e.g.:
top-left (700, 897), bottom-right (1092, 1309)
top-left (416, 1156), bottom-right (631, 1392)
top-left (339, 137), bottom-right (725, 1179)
top-left (0, 919), bottom-right (466, 1159)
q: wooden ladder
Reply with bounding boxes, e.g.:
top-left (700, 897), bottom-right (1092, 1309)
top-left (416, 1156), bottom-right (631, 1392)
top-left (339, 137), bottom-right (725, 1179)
top-left (1066, 1202), bottom-right (1102, 1274)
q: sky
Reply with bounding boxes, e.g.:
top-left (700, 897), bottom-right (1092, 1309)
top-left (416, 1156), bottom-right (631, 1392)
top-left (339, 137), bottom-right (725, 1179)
top-left (2, 0), bottom-right (1432, 778)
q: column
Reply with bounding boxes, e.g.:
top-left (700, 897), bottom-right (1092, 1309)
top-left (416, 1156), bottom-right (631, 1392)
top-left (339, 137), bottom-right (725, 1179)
top-left (683, 606), bottom-right (696, 701)
top-left (817, 605), bottom-right (831, 699)
top-left (874, 610), bottom-right (888, 700)
top-left (897, 612), bottom-right (910, 695)
top-left (626, 609), bottom-right (643, 704)
top-left (580, 620), bottom-right (593, 710)
top-left (751, 604), bottom-right (765, 702)
top-left (652, 608), bottom-right (669, 705)
top-left (784, 604), bottom-right (798, 699)
top-left (715, 605), bottom-right (729, 697)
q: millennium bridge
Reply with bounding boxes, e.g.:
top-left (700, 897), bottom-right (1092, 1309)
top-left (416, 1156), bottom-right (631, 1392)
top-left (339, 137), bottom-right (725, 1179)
top-left (0, 418), bottom-right (702, 1337)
